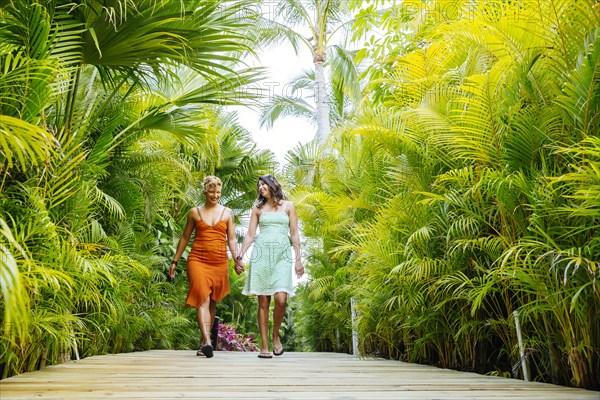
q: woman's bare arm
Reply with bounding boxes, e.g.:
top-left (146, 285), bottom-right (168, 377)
top-left (238, 206), bottom-right (260, 260)
top-left (169, 209), bottom-right (196, 279)
top-left (288, 202), bottom-right (304, 278)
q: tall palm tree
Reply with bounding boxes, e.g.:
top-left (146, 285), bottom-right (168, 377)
top-left (259, 44), bottom-right (361, 128)
top-left (259, 44), bottom-right (362, 187)
top-left (255, 0), bottom-right (355, 145)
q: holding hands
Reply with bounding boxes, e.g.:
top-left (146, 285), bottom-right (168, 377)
top-left (234, 256), bottom-right (245, 275)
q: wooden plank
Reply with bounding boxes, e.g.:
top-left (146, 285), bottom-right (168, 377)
top-left (0, 350), bottom-right (598, 399)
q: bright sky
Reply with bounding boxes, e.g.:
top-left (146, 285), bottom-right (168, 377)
top-left (231, 41), bottom-right (316, 167)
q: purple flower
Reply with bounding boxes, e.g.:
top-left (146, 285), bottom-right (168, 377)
top-left (216, 322), bottom-right (260, 352)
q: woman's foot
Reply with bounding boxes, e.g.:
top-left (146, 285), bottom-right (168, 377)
top-left (200, 343), bottom-right (214, 358)
top-left (273, 345), bottom-right (284, 356)
top-left (272, 338), bottom-right (284, 356)
top-left (257, 350), bottom-right (272, 359)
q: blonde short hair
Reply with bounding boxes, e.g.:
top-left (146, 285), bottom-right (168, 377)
top-left (202, 175), bottom-right (222, 193)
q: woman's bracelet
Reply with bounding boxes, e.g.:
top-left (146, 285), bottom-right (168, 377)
top-left (171, 260), bottom-right (178, 265)
top-left (235, 255), bottom-right (242, 261)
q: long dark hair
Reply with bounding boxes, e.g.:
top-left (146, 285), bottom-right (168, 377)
top-left (255, 174), bottom-right (286, 209)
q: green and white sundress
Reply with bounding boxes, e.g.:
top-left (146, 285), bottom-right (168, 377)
top-left (243, 211), bottom-right (294, 296)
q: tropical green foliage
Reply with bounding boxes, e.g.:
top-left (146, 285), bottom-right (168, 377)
top-left (0, 0), bottom-right (271, 378)
top-left (2, 0), bottom-right (599, 392)
top-left (290, 0), bottom-right (600, 390)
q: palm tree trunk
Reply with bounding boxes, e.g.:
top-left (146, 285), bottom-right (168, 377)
top-left (314, 56), bottom-right (330, 146)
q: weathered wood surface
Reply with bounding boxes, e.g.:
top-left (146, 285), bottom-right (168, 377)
top-left (1, 350), bottom-right (598, 399)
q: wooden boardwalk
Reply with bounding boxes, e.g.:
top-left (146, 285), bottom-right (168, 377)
top-left (1, 350), bottom-right (598, 399)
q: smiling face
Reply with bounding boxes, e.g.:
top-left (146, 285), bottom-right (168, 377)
top-left (202, 176), bottom-right (222, 206)
top-left (255, 175), bottom-right (285, 209)
top-left (204, 186), bottom-right (222, 205)
top-left (258, 180), bottom-right (271, 199)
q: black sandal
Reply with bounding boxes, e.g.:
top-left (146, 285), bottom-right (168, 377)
top-left (273, 345), bottom-right (284, 356)
top-left (200, 343), bottom-right (214, 358)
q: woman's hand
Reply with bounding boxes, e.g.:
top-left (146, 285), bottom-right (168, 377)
top-left (234, 259), bottom-right (245, 275)
top-left (168, 262), bottom-right (177, 281)
top-left (295, 260), bottom-right (304, 278)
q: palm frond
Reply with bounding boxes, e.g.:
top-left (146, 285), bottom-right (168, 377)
top-left (0, 115), bottom-right (51, 173)
top-left (554, 29), bottom-right (600, 136)
top-left (0, 218), bottom-right (29, 338)
top-left (259, 95), bottom-right (315, 129)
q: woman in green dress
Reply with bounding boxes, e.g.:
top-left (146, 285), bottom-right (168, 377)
top-left (238, 174), bottom-right (304, 358)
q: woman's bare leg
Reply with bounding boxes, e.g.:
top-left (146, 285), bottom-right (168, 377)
top-left (197, 296), bottom-right (212, 346)
top-left (209, 298), bottom-right (217, 329)
top-left (257, 295), bottom-right (271, 353)
top-left (272, 292), bottom-right (287, 352)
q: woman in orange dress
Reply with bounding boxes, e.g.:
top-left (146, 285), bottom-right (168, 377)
top-left (169, 176), bottom-right (244, 358)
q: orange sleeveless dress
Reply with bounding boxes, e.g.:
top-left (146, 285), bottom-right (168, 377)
top-left (185, 208), bottom-right (230, 307)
